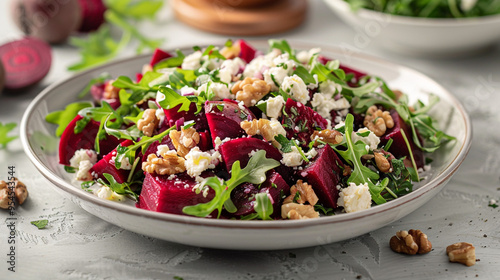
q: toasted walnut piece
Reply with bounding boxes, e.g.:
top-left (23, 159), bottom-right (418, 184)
top-left (220, 44), bottom-right (241, 59)
top-left (142, 152), bottom-right (186, 175)
top-left (241, 119), bottom-right (276, 142)
top-left (447, 242), bottom-right (476, 266)
top-left (232, 77), bottom-right (271, 107)
top-left (393, 89), bottom-right (403, 101)
top-left (137, 109), bottom-right (160, 137)
top-left (103, 80), bottom-right (121, 99)
top-left (342, 165), bottom-right (352, 177)
top-left (12, 178), bottom-right (28, 205)
top-left (281, 203), bottom-right (319, 220)
top-left (0, 180), bottom-right (11, 209)
top-left (364, 106), bottom-right (395, 137)
top-left (311, 129), bottom-right (343, 146)
top-left (169, 127), bottom-right (200, 157)
top-left (374, 151), bottom-right (392, 173)
top-left (390, 229), bottom-right (432, 255)
top-left (283, 180), bottom-right (319, 206)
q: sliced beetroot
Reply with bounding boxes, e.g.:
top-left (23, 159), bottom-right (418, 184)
top-left (78, 0), bottom-right (106, 32)
top-left (229, 171), bottom-right (290, 218)
top-left (90, 140), bottom-right (134, 184)
top-left (149, 48), bottom-right (173, 67)
top-left (219, 137), bottom-right (282, 171)
top-left (382, 110), bottom-right (424, 168)
top-left (238, 40), bottom-right (257, 63)
top-left (299, 145), bottom-right (343, 208)
top-left (0, 37), bottom-right (51, 90)
top-left (163, 102), bottom-right (208, 132)
top-left (205, 100), bottom-right (255, 146)
top-left (137, 172), bottom-right (214, 215)
top-left (59, 115), bottom-right (122, 165)
top-left (282, 98), bottom-right (328, 144)
top-left (198, 130), bottom-right (213, 151)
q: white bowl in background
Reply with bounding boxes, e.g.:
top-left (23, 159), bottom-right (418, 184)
top-left (324, 0), bottom-right (500, 56)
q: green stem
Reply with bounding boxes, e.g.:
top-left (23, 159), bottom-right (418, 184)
top-left (400, 129), bottom-right (420, 182)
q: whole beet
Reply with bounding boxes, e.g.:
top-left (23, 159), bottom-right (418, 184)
top-left (10, 0), bottom-right (82, 44)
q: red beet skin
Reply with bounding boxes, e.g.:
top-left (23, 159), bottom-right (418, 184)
top-left (205, 100), bottom-right (255, 146)
top-left (382, 109), bottom-right (424, 168)
top-left (238, 40), bottom-right (257, 63)
top-left (138, 172), bottom-right (214, 215)
top-left (0, 37), bottom-right (52, 90)
top-left (282, 98), bottom-right (328, 144)
top-left (299, 145), bottom-right (343, 208)
top-left (163, 102), bottom-right (209, 132)
top-left (90, 140), bottom-right (133, 184)
top-left (59, 115), bottom-right (122, 165)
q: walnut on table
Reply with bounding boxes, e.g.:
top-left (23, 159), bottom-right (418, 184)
top-left (446, 242), bottom-right (476, 266)
top-left (232, 77), bottom-right (271, 107)
top-left (364, 105), bottom-right (394, 137)
top-left (390, 229), bottom-right (432, 255)
top-left (0, 180), bottom-right (12, 209)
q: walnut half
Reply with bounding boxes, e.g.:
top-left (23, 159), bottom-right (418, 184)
top-left (142, 152), bottom-right (186, 175)
top-left (281, 203), bottom-right (319, 220)
top-left (232, 77), bottom-right (271, 107)
top-left (0, 180), bottom-right (12, 209)
top-left (364, 106), bottom-right (394, 137)
top-left (447, 242), bottom-right (476, 266)
top-left (390, 229), bottom-right (432, 255)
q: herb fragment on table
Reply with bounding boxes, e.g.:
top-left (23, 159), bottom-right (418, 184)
top-left (0, 122), bottom-right (18, 148)
top-left (30, 219), bottom-right (48, 229)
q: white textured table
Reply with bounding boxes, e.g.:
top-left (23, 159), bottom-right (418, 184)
top-left (1, 1), bottom-right (499, 279)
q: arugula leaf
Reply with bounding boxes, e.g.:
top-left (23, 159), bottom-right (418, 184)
top-left (153, 49), bottom-right (185, 70)
top-left (274, 134), bottom-right (293, 153)
top-left (157, 86), bottom-right (192, 112)
top-left (268, 39), bottom-right (298, 61)
top-left (293, 65), bottom-right (317, 85)
top-left (45, 102), bottom-right (92, 137)
top-left (314, 204), bottom-right (335, 216)
top-left (202, 45), bottom-right (226, 61)
top-left (30, 219), bottom-right (48, 229)
top-left (253, 193), bottom-right (274, 220)
top-left (183, 150), bottom-right (280, 218)
top-left (100, 173), bottom-right (139, 200)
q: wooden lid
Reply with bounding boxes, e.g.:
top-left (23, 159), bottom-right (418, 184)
top-left (172, 0), bottom-right (308, 36)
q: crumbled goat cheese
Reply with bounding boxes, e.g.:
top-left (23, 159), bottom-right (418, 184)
top-left (307, 74), bottom-right (319, 90)
top-left (281, 74), bottom-right (310, 105)
top-left (263, 66), bottom-right (289, 91)
top-left (337, 183), bottom-right (372, 213)
top-left (218, 57), bottom-right (245, 84)
top-left (243, 48), bottom-right (282, 78)
top-left (311, 92), bottom-right (350, 121)
top-left (269, 119), bottom-right (287, 137)
top-left (185, 147), bottom-right (219, 177)
top-left (281, 146), bottom-right (303, 167)
top-left (265, 95), bottom-right (285, 119)
top-left (181, 51), bottom-right (203, 70)
top-left (319, 80), bottom-right (342, 96)
top-left (306, 148), bottom-right (318, 159)
top-left (351, 128), bottom-right (380, 151)
top-left (156, 144), bottom-right (170, 157)
top-left (76, 160), bottom-right (94, 181)
top-left (94, 185), bottom-right (126, 202)
top-left (70, 149), bottom-right (97, 168)
top-left (296, 48), bottom-right (321, 65)
top-left (180, 86), bottom-right (196, 96)
top-left (155, 108), bottom-right (165, 127)
top-left (214, 136), bottom-right (231, 149)
top-left (197, 82), bottom-right (233, 100)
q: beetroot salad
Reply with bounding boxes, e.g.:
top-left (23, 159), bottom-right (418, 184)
top-left (46, 40), bottom-right (454, 220)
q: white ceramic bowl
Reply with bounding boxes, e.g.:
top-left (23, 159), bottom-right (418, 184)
top-left (324, 0), bottom-right (500, 56)
top-left (21, 41), bottom-right (472, 250)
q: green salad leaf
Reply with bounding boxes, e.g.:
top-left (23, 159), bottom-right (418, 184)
top-left (45, 102), bottom-right (92, 137)
top-left (30, 219), bottom-right (49, 229)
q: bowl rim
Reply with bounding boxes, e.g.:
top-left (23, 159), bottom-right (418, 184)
top-left (325, 0), bottom-right (500, 26)
top-left (20, 40), bottom-right (473, 230)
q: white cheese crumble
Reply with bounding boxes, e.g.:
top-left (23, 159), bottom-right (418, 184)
top-left (337, 182), bottom-right (372, 213)
top-left (281, 74), bottom-right (310, 105)
top-left (311, 92), bottom-right (351, 121)
top-left (94, 185), bottom-right (126, 202)
top-left (319, 80), bottom-right (343, 96)
top-left (281, 146), bottom-right (303, 167)
top-left (184, 147), bottom-right (219, 177)
top-left (351, 128), bottom-right (380, 151)
top-left (243, 48), bottom-right (282, 78)
top-left (296, 48), bottom-right (321, 65)
top-left (180, 86), bottom-right (196, 96)
top-left (156, 144), bottom-right (170, 157)
top-left (76, 160), bottom-right (94, 181)
top-left (265, 95), bottom-right (285, 119)
top-left (181, 51), bottom-right (202, 70)
top-left (70, 149), bottom-right (97, 168)
top-left (155, 108), bottom-right (165, 127)
top-left (197, 82), bottom-right (233, 100)
top-left (263, 66), bottom-right (289, 91)
top-left (214, 136), bottom-right (231, 149)
top-left (218, 57), bottom-right (245, 84)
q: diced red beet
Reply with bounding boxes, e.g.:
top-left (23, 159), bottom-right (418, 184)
top-left (163, 102), bottom-right (209, 132)
top-left (142, 135), bottom-right (175, 162)
top-left (238, 40), bottom-right (257, 63)
top-left (219, 137), bottom-right (282, 171)
top-left (0, 37), bottom-right (51, 90)
top-left (205, 100), bottom-right (255, 146)
top-left (198, 131), bottom-right (213, 151)
top-left (299, 145), bottom-right (343, 208)
top-left (282, 98), bottom-right (328, 144)
top-left (381, 110), bottom-right (424, 168)
top-left (137, 172), bottom-right (214, 215)
top-left (90, 140), bottom-right (134, 184)
top-left (136, 73), bottom-right (143, 83)
top-left (59, 115), bottom-right (122, 165)
top-left (229, 171), bottom-right (290, 218)
top-left (149, 48), bottom-right (173, 67)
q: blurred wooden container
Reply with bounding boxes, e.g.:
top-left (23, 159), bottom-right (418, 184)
top-left (172, 0), bottom-right (308, 36)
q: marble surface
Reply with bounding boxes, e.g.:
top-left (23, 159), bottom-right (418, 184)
top-left (1, 1), bottom-right (499, 279)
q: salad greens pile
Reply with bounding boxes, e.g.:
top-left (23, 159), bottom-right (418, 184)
top-left (344, 0), bottom-right (500, 18)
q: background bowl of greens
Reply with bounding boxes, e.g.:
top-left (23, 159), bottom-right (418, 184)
top-left (324, 0), bottom-right (500, 56)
